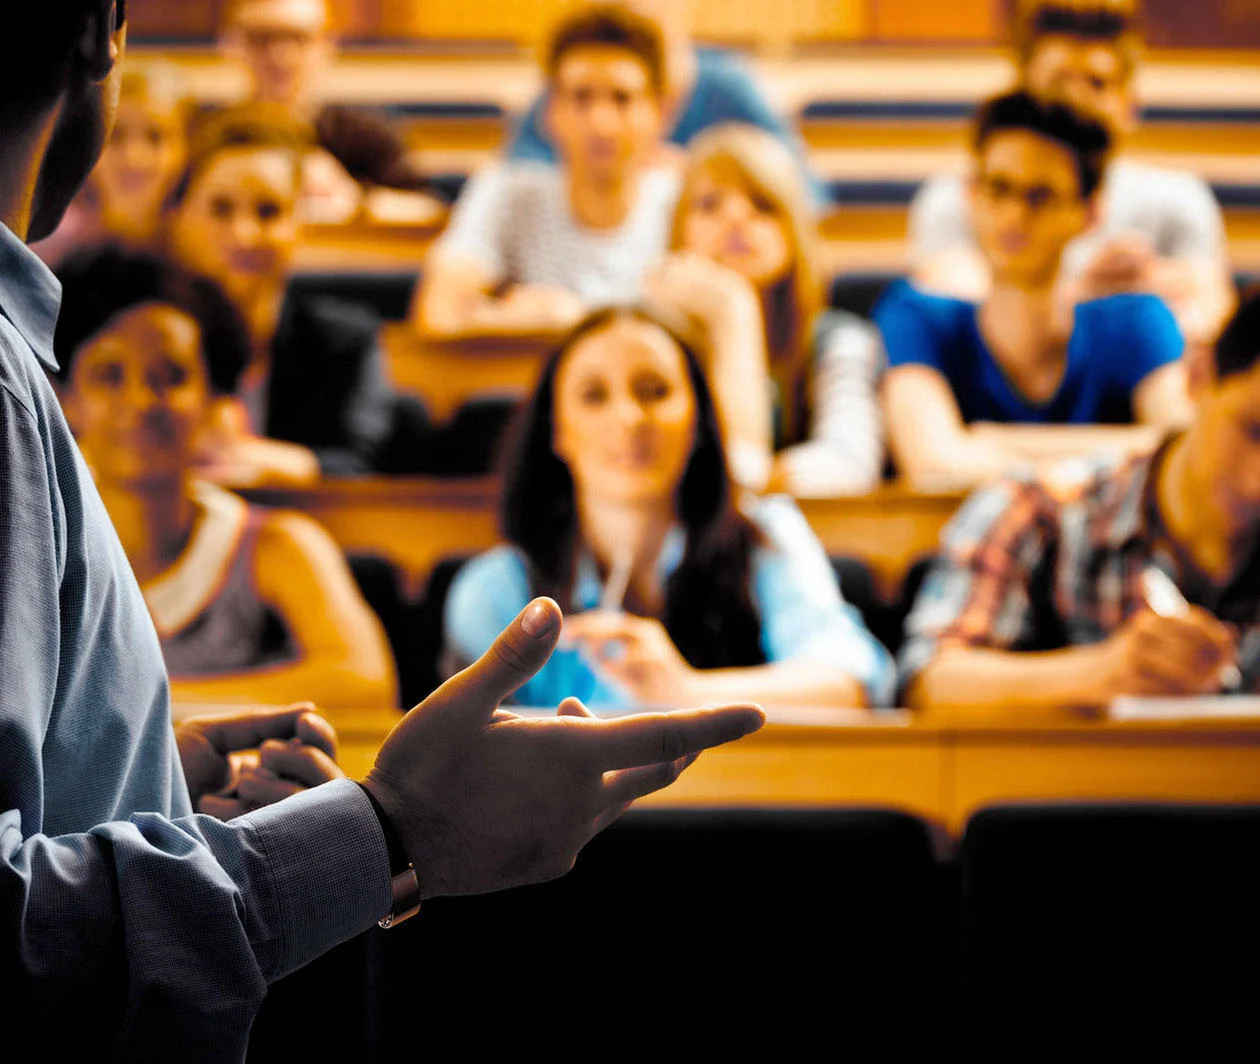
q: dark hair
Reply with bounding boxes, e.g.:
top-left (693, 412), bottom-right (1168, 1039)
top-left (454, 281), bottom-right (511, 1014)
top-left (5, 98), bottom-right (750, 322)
top-left (500, 307), bottom-right (765, 669)
top-left (0, 1), bottom-right (126, 98)
top-left (545, 3), bottom-right (666, 97)
top-left (1016, 1), bottom-right (1140, 76)
top-left (53, 243), bottom-right (252, 395)
top-left (973, 89), bottom-right (1112, 199)
top-left (1214, 293), bottom-right (1260, 382)
top-left (167, 102), bottom-right (313, 207)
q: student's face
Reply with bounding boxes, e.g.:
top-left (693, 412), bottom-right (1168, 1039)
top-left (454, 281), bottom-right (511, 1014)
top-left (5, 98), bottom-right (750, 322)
top-left (63, 302), bottom-right (210, 484)
top-left (679, 163), bottom-right (793, 288)
top-left (546, 47), bottom-right (662, 184)
top-left (1025, 36), bottom-right (1136, 139)
top-left (227, 0), bottom-right (332, 110)
top-left (553, 318), bottom-right (698, 507)
top-left (94, 96), bottom-right (188, 232)
top-left (1188, 361), bottom-right (1260, 538)
top-left (971, 129), bottom-right (1091, 287)
top-left (168, 147), bottom-right (299, 307)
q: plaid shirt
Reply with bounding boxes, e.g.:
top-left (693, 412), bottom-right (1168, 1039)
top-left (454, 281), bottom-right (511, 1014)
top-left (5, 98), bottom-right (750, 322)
top-left (900, 443), bottom-right (1260, 693)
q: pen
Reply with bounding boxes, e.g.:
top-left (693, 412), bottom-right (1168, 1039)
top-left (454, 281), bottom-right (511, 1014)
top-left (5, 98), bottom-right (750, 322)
top-left (1140, 566), bottom-right (1242, 692)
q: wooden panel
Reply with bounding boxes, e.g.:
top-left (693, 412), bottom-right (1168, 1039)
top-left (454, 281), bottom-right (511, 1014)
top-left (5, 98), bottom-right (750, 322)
top-left (127, 0), bottom-right (224, 39)
top-left (873, 0), bottom-right (1003, 42)
top-left (382, 0), bottom-right (561, 44)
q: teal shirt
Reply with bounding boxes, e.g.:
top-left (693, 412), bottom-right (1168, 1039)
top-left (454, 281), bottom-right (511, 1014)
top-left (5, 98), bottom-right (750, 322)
top-left (0, 223), bottom-right (389, 1058)
top-left (445, 495), bottom-right (896, 708)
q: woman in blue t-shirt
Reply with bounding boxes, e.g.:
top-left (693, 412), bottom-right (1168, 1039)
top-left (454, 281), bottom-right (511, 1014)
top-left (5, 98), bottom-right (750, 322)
top-left (443, 308), bottom-right (894, 710)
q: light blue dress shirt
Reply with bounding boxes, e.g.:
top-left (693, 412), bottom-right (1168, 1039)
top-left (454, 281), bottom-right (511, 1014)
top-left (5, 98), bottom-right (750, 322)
top-left (0, 223), bottom-right (390, 1061)
top-left (445, 495), bottom-right (896, 708)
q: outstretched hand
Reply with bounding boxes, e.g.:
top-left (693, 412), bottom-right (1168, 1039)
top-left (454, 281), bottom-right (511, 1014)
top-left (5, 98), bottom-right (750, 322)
top-left (362, 598), bottom-right (764, 898)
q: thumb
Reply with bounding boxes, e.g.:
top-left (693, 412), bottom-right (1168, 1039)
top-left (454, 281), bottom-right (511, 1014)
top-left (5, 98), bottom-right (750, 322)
top-left (418, 598), bottom-right (563, 727)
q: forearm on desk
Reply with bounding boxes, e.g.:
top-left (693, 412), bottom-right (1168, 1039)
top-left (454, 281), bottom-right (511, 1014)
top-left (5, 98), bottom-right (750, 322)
top-left (687, 661), bottom-right (868, 711)
top-left (968, 423), bottom-right (1163, 462)
top-left (905, 643), bottom-right (1112, 713)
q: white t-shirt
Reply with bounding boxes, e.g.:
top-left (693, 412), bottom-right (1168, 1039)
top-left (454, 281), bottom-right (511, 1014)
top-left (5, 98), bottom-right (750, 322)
top-left (432, 162), bottom-right (679, 306)
top-left (908, 158), bottom-right (1227, 275)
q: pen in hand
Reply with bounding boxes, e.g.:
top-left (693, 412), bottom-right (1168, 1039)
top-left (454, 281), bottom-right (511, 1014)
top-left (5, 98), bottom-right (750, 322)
top-left (1140, 566), bottom-right (1242, 692)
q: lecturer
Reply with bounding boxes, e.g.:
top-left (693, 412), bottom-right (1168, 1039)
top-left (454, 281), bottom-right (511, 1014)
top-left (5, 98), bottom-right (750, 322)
top-left (0, 4), bottom-right (764, 1060)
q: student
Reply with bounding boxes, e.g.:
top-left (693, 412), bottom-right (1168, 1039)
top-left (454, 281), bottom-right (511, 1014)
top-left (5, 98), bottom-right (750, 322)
top-left (53, 245), bottom-right (397, 710)
top-left (167, 104), bottom-right (418, 479)
top-left (1, 4), bottom-right (763, 1051)
top-left (221, 0), bottom-right (447, 221)
top-left (416, 4), bottom-right (677, 339)
top-left (877, 90), bottom-right (1193, 489)
top-left (900, 293), bottom-right (1260, 713)
top-left (445, 308), bottom-right (895, 710)
top-left (507, 0), bottom-right (826, 205)
top-left (650, 122), bottom-right (884, 495)
top-left (94, 61), bottom-right (192, 246)
top-left (909, 1), bottom-right (1233, 344)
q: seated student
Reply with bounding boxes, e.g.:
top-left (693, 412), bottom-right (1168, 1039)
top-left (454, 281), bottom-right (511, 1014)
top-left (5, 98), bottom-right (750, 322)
top-left (877, 90), bottom-right (1193, 489)
top-left (508, 0), bottom-right (826, 205)
top-left (649, 122), bottom-right (884, 495)
top-left (167, 105), bottom-right (421, 481)
top-left (53, 245), bottom-right (398, 711)
top-left (909, 1), bottom-right (1234, 345)
top-left (899, 292), bottom-right (1260, 712)
top-left (416, 4), bottom-right (677, 339)
top-left (221, 0), bottom-right (447, 223)
top-left (444, 308), bottom-right (895, 710)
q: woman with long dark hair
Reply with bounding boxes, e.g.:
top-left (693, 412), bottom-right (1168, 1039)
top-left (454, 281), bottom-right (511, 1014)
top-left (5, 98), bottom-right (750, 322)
top-left (444, 307), bottom-right (893, 709)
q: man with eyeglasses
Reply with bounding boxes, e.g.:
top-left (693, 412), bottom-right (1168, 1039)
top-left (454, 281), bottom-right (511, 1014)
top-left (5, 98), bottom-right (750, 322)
top-left (875, 90), bottom-right (1193, 489)
top-left (908, 1), bottom-right (1233, 347)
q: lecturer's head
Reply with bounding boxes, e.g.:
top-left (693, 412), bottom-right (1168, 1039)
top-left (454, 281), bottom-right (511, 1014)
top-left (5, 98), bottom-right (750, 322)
top-left (0, 0), bottom-right (129, 241)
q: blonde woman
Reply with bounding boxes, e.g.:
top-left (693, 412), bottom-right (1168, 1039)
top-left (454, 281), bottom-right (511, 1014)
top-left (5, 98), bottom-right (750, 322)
top-left (647, 123), bottom-right (885, 495)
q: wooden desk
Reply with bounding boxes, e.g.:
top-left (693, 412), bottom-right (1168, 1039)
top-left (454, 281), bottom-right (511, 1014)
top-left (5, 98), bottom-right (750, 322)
top-left (243, 479), bottom-right (966, 598)
top-left (380, 327), bottom-right (548, 421)
top-left (321, 704), bottom-right (1260, 835)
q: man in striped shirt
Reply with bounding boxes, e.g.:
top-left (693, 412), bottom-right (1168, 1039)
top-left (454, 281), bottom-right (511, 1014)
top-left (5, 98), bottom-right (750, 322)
top-left (901, 295), bottom-right (1260, 712)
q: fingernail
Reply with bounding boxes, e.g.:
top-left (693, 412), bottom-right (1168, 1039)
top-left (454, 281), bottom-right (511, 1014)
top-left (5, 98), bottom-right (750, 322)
top-left (521, 600), bottom-right (554, 638)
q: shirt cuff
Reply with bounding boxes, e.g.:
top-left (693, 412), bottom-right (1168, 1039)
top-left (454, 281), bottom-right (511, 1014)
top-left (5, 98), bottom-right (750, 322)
top-left (237, 777), bottom-right (392, 979)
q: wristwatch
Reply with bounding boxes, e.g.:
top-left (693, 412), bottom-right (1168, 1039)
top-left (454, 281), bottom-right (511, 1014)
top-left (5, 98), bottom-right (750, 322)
top-left (357, 782), bottom-right (422, 929)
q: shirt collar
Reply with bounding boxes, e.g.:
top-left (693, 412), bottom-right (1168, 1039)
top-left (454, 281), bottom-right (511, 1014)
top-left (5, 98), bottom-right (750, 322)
top-left (0, 222), bottom-right (62, 372)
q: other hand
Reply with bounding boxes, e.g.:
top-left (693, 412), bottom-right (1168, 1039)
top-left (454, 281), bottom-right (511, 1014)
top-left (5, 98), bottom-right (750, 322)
top-left (362, 598), bottom-right (763, 898)
top-left (564, 610), bottom-right (698, 706)
top-left (643, 251), bottom-right (759, 328)
top-left (176, 703), bottom-right (344, 820)
top-left (497, 284), bottom-right (587, 335)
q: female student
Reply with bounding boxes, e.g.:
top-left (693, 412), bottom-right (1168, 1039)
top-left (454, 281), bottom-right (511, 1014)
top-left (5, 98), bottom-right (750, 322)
top-left (648, 122), bottom-right (885, 495)
top-left (444, 308), bottom-right (894, 709)
top-left (54, 245), bottom-right (398, 711)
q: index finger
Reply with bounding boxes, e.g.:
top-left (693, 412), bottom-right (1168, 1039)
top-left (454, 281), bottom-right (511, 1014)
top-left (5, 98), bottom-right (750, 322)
top-left (194, 703), bottom-right (320, 756)
top-left (586, 704), bottom-right (765, 770)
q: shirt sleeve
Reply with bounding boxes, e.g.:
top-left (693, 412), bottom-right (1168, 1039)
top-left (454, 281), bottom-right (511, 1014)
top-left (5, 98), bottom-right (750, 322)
top-left (1155, 171), bottom-right (1227, 262)
top-left (505, 95), bottom-right (559, 164)
top-left (898, 476), bottom-right (1055, 694)
top-left (750, 496), bottom-right (897, 707)
top-left (776, 311), bottom-right (886, 495)
top-left (908, 172), bottom-right (974, 262)
top-left (1102, 294), bottom-right (1186, 396)
top-left (429, 165), bottom-right (514, 284)
top-left (873, 281), bottom-right (950, 374)
top-left (0, 388), bottom-right (390, 1059)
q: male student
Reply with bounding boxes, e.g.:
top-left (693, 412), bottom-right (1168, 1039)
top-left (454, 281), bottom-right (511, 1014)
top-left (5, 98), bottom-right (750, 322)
top-left (909, 1), bottom-right (1234, 344)
top-left (900, 293), bottom-right (1260, 713)
top-left (221, 0), bottom-right (447, 215)
top-left (416, 3), bottom-right (677, 338)
top-left (507, 0), bottom-right (826, 205)
top-left (0, 3), bottom-right (763, 1057)
top-left (877, 90), bottom-right (1193, 488)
